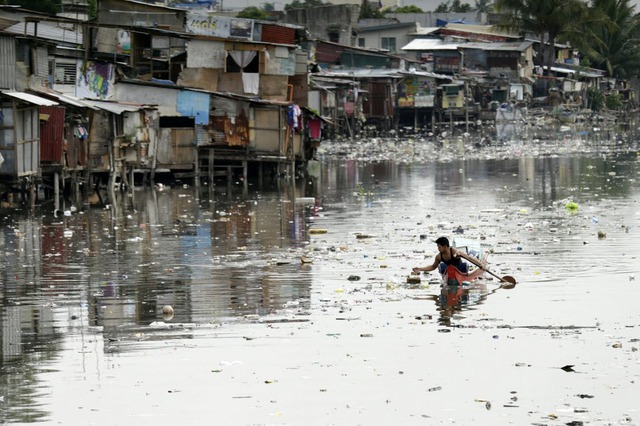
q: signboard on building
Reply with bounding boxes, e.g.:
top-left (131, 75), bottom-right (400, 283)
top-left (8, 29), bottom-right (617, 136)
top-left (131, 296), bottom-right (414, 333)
top-left (397, 77), bottom-right (435, 108)
top-left (186, 12), bottom-right (253, 40)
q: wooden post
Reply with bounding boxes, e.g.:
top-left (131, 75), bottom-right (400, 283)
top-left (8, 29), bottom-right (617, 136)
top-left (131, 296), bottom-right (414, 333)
top-left (129, 168), bottom-right (135, 202)
top-left (29, 181), bottom-right (35, 210)
top-left (465, 81), bottom-right (469, 133)
top-left (54, 171), bottom-right (60, 214)
top-left (209, 149), bottom-right (214, 185)
top-left (242, 160), bottom-right (248, 194)
top-left (194, 147), bottom-right (200, 188)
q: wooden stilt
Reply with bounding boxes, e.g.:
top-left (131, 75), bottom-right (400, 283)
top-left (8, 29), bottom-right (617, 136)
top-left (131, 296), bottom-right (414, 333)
top-left (54, 172), bottom-right (60, 214)
top-left (209, 149), bottom-right (214, 185)
top-left (242, 160), bottom-right (248, 194)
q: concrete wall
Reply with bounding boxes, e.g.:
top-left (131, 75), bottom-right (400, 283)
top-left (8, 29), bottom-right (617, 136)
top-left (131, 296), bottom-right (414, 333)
top-left (97, 0), bottom-right (185, 31)
top-left (116, 82), bottom-right (179, 116)
top-left (283, 4), bottom-right (360, 46)
top-left (358, 25), bottom-right (415, 54)
top-left (387, 12), bottom-right (485, 26)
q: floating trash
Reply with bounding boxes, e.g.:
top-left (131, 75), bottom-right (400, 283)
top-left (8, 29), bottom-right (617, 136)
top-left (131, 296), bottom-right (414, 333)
top-left (309, 228), bottom-right (328, 234)
top-left (162, 305), bottom-right (174, 321)
top-left (406, 275), bottom-right (421, 284)
top-left (565, 201), bottom-right (579, 211)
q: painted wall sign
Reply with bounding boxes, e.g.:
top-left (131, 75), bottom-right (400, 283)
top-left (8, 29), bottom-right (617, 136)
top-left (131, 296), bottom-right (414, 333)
top-left (186, 12), bottom-right (253, 40)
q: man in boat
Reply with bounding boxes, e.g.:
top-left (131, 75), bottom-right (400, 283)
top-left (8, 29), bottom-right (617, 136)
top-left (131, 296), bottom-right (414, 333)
top-left (412, 236), bottom-right (471, 275)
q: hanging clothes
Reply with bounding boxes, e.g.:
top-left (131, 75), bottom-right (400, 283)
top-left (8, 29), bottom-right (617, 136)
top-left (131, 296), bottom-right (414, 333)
top-left (242, 73), bottom-right (259, 95)
top-left (308, 117), bottom-right (322, 140)
top-left (74, 125), bottom-right (88, 141)
top-left (287, 104), bottom-right (303, 131)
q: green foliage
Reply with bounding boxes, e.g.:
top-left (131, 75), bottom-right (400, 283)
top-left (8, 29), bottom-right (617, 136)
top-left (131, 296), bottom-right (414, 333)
top-left (359, 0), bottom-right (384, 19)
top-left (494, 0), bottom-right (588, 70)
top-left (392, 5), bottom-right (424, 13)
top-left (605, 93), bottom-right (623, 109)
top-left (237, 6), bottom-right (270, 19)
top-left (475, 0), bottom-right (492, 13)
top-left (10, 0), bottom-right (61, 14)
top-left (434, 0), bottom-right (471, 13)
top-left (285, 0), bottom-right (326, 11)
top-left (587, 87), bottom-right (604, 111)
top-left (88, 0), bottom-right (97, 19)
top-left (569, 0), bottom-right (640, 78)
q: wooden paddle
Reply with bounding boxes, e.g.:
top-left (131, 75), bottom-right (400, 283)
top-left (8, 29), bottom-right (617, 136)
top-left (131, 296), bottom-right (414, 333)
top-left (457, 250), bottom-right (517, 289)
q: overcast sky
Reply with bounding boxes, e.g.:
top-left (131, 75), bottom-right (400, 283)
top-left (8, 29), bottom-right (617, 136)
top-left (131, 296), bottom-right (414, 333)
top-left (219, 0), bottom-right (640, 13)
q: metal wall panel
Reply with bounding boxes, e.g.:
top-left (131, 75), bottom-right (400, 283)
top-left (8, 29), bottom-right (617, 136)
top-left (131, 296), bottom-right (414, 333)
top-left (40, 106), bottom-right (66, 164)
top-left (15, 107), bottom-right (39, 176)
top-left (34, 46), bottom-right (49, 77)
top-left (0, 36), bottom-right (16, 90)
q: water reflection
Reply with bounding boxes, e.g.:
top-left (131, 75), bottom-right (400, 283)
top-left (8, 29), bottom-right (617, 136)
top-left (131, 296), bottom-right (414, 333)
top-left (433, 282), bottom-right (489, 326)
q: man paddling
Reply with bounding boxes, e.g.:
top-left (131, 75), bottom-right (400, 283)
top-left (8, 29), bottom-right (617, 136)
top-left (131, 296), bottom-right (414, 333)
top-left (412, 236), bottom-right (470, 275)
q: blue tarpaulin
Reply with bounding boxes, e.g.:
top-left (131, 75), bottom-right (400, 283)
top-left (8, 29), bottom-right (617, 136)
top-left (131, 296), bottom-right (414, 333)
top-left (436, 18), bottom-right (473, 26)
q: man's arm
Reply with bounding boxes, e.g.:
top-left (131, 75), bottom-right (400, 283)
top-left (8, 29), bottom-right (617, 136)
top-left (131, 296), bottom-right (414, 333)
top-left (412, 254), bottom-right (441, 273)
top-left (454, 248), bottom-right (485, 270)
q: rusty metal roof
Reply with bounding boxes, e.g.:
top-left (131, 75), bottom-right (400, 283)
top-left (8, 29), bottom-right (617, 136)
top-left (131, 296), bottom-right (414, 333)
top-left (82, 100), bottom-right (149, 114)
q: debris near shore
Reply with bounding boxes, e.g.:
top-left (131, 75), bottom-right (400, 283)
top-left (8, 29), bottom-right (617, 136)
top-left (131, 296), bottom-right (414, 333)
top-left (318, 118), bottom-right (640, 163)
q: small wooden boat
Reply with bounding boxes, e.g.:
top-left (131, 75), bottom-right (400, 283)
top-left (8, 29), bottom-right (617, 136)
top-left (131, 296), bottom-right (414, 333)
top-left (442, 263), bottom-right (485, 286)
top-left (441, 238), bottom-right (488, 286)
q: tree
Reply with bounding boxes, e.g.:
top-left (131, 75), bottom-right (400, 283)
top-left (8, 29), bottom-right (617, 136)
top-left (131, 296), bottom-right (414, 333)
top-left (434, 0), bottom-right (472, 13)
top-left (475, 0), bottom-right (492, 14)
top-left (237, 6), bottom-right (270, 19)
top-left (360, 0), bottom-right (384, 19)
top-left (88, 0), bottom-right (97, 20)
top-left (9, 0), bottom-right (61, 14)
top-left (493, 0), bottom-right (588, 72)
top-left (392, 5), bottom-right (424, 13)
top-left (285, 0), bottom-right (326, 11)
top-left (571, 0), bottom-right (640, 78)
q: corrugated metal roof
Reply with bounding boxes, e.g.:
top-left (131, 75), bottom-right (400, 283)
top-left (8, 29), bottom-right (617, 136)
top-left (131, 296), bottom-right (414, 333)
top-left (407, 27), bottom-right (440, 36)
top-left (461, 41), bottom-right (534, 52)
top-left (545, 65), bottom-right (604, 78)
top-left (3, 13), bottom-right (83, 45)
top-left (31, 88), bottom-right (97, 109)
top-left (1, 90), bottom-right (59, 106)
top-left (82, 100), bottom-right (146, 114)
top-left (443, 23), bottom-right (520, 39)
top-left (402, 39), bottom-right (459, 51)
top-left (318, 68), bottom-right (403, 79)
top-left (398, 70), bottom-right (453, 80)
top-left (0, 16), bottom-right (20, 30)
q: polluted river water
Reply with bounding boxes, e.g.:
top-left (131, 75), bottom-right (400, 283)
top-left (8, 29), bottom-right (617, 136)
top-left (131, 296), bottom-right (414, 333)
top-left (1, 131), bottom-right (640, 425)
